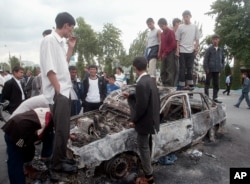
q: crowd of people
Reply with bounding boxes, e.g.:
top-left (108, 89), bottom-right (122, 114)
top-left (1, 10), bottom-right (250, 184)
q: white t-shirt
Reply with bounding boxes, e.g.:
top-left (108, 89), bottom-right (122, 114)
top-left (115, 73), bottom-right (127, 87)
top-left (85, 78), bottom-right (100, 103)
top-left (175, 23), bottom-right (200, 53)
top-left (40, 31), bottom-right (71, 104)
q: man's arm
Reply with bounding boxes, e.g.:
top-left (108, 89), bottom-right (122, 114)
top-left (66, 36), bottom-right (77, 62)
top-left (47, 71), bottom-right (60, 95)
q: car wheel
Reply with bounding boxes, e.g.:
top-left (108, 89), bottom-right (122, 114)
top-left (103, 153), bottom-right (139, 182)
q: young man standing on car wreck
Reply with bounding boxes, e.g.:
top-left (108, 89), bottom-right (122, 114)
top-left (123, 57), bottom-right (160, 184)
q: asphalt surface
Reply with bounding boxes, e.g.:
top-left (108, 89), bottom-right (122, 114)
top-left (0, 88), bottom-right (250, 184)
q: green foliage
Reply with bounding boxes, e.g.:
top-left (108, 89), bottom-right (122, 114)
top-left (232, 59), bottom-right (242, 89)
top-left (0, 62), bottom-right (10, 71)
top-left (9, 56), bottom-right (21, 71)
top-left (129, 29), bottom-right (148, 59)
top-left (206, 0), bottom-right (250, 66)
top-left (219, 69), bottom-right (226, 90)
top-left (74, 17), bottom-right (99, 66)
top-left (129, 66), bottom-right (135, 84)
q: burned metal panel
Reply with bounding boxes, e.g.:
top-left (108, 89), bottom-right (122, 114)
top-left (152, 118), bottom-right (193, 160)
top-left (191, 110), bottom-right (212, 142)
top-left (210, 104), bottom-right (227, 126)
top-left (68, 128), bottom-right (138, 169)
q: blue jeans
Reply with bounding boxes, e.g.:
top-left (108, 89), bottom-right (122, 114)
top-left (5, 134), bottom-right (26, 184)
top-left (235, 92), bottom-right (250, 107)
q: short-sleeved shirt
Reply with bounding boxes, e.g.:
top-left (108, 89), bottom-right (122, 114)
top-left (175, 24), bottom-right (200, 53)
top-left (40, 31), bottom-right (71, 104)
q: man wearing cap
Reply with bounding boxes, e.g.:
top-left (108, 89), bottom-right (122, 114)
top-left (175, 10), bottom-right (200, 90)
top-left (203, 34), bottom-right (225, 103)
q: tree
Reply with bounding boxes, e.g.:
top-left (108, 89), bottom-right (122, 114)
top-left (9, 56), bottom-right (21, 71)
top-left (74, 17), bottom-right (99, 79)
top-left (0, 62), bottom-right (10, 72)
top-left (206, 0), bottom-right (250, 89)
top-left (98, 23), bottom-right (124, 71)
top-left (128, 30), bottom-right (148, 61)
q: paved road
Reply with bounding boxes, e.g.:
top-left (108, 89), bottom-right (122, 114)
top-left (0, 88), bottom-right (250, 184)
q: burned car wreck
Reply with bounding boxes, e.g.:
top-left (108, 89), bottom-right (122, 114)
top-left (66, 85), bottom-right (226, 182)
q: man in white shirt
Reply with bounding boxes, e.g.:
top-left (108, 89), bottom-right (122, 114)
top-left (40, 12), bottom-right (77, 177)
top-left (82, 65), bottom-right (107, 112)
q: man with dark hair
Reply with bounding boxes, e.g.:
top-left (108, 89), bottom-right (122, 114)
top-left (42, 29), bottom-right (52, 37)
top-left (107, 75), bottom-right (120, 95)
top-left (40, 12), bottom-right (77, 177)
top-left (123, 57), bottom-right (160, 184)
top-left (203, 34), bottom-right (225, 103)
top-left (2, 66), bottom-right (26, 114)
top-left (69, 65), bottom-right (83, 116)
top-left (158, 18), bottom-right (177, 86)
top-left (145, 18), bottom-right (161, 81)
top-left (172, 18), bottom-right (181, 32)
top-left (82, 65), bottom-right (107, 112)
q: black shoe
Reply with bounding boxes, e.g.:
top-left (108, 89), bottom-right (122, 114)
top-left (234, 105), bottom-right (239, 108)
top-left (213, 99), bottom-right (222, 103)
top-left (223, 92), bottom-right (225, 94)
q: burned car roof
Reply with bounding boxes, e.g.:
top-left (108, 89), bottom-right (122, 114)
top-left (102, 85), bottom-right (176, 116)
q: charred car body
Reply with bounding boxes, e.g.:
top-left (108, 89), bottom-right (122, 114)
top-left (67, 85), bottom-right (226, 181)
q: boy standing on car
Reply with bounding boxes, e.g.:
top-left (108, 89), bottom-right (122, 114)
top-left (123, 57), bottom-right (160, 184)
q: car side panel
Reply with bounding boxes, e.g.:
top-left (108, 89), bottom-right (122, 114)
top-left (151, 118), bottom-right (193, 160)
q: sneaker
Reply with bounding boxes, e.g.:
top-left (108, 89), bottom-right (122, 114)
top-left (234, 105), bottom-right (239, 108)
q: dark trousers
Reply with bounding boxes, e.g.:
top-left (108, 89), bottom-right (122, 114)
top-left (50, 94), bottom-right (71, 170)
top-left (178, 52), bottom-right (195, 87)
top-left (83, 101), bottom-right (102, 112)
top-left (223, 84), bottom-right (231, 95)
top-left (41, 127), bottom-right (54, 159)
top-left (137, 133), bottom-right (153, 176)
top-left (204, 72), bottom-right (219, 100)
top-left (160, 50), bottom-right (176, 86)
top-left (5, 134), bottom-right (26, 184)
top-left (70, 100), bottom-right (82, 116)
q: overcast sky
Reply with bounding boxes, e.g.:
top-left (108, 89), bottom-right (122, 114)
top-left (0, 0), bottom-right (216, 65)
